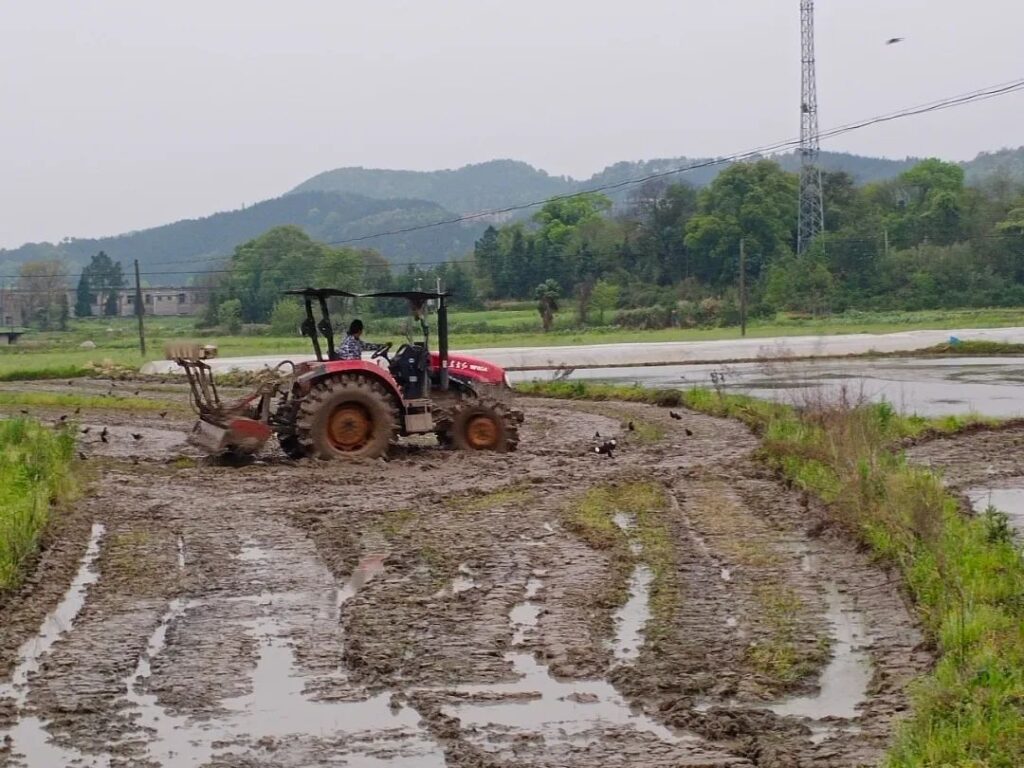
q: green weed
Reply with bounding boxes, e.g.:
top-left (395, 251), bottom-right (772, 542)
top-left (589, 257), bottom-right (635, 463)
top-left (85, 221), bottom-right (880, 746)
top-left (0, 419), bottom-right (78, 591)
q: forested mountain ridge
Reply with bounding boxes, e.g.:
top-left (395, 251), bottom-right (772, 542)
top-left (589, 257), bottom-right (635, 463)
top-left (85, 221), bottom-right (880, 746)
top-left (294, 149), bottom-right (1024, 214)
top-left (0, 191), bottom-right (483, 280)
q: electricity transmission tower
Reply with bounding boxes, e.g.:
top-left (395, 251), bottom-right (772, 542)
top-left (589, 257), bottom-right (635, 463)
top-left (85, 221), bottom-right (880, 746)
top-left (798, 0), bottom-right (825, 255)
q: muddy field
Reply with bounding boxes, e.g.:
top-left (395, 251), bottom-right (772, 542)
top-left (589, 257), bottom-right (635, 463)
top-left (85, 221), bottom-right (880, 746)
top-left (0, 378), bottom-right (932, 767)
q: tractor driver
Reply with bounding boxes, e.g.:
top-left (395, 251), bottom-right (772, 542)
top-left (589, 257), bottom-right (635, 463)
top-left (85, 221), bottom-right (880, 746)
top-left (337, 319), bottom-right (385, 360)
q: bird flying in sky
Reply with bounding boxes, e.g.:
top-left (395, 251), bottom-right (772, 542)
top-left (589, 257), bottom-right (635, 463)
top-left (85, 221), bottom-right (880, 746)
top-left (885, 37), bottom-right (905, 45)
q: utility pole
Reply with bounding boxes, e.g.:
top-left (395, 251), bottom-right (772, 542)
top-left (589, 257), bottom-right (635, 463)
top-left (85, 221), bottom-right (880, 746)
top-left (134, 259), bottom-right (146, 357)
top-left (797, 0), bottom-right (825, 255)
top-left (739, 238), bottom-right (747, 337)
top-left (883, 228), bottom-right (890, 259)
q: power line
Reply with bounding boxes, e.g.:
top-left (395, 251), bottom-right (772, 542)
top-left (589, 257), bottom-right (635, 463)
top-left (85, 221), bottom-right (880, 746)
top-left (2, 76), bottom-right (1023, 282)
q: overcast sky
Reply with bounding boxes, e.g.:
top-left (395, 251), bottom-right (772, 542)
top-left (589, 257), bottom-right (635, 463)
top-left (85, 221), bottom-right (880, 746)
top-left (1, 0), bottom-right (1021, 248)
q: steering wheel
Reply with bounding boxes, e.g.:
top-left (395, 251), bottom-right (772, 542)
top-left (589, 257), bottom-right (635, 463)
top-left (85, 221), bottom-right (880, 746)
top-left (371, 342), bottom-right (393, 361)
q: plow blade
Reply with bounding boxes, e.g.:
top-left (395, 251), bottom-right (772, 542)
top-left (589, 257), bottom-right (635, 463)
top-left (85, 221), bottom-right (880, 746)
top-left (188, 417), bottom-right (272, 456)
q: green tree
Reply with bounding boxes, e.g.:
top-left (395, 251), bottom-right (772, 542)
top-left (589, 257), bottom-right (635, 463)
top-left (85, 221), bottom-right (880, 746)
top-left (79, 251), bottom-right (125, 317)
top-left (269, 298), bottom-right (305, 336)
top-left (217, 226), bottom-right (373, 322)
top-left (534, 279), bottom-right (560, 332)
top-left (74, 273), bottom-right (93, 317)
top-left (218, 298), bottom-right (242, 333)
top-left (16, 260), bottom-right (68, 330)
top-left (589, 279), bottom-right (620, 324)
top-left (684, 160), bottom-right (798, 287)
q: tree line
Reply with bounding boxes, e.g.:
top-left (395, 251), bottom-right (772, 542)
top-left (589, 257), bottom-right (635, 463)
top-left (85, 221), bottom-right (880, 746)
top-left (469, 158), bottom-right (1024, 327)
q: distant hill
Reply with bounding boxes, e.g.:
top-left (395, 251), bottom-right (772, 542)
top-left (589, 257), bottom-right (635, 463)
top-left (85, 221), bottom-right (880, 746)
top-left (963, 147), bottom-right (1024, 186)
top-left (292, 151), bottom-right (941, 214)
top-left (0, 192), bottom-right (483, 282)
top-left (291, 160), bottom-right (570, 214)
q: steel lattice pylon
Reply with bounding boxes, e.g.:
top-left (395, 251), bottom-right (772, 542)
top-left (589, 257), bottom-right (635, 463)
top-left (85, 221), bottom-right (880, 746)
top-left (798, 0), bottom-right (825, 255)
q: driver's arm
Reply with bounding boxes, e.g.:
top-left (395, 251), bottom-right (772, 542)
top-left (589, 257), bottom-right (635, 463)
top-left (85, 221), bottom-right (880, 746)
top-left (359, 339), bottom-right (385, 352)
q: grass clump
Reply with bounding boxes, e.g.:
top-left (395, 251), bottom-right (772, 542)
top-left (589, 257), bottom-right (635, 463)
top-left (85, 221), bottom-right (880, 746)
top-left (449, 484), bottom-right (533, 513)
top-left (0, 419), bottom-right (78, 591)
top-left (0, 391), bottom-right (179, 413)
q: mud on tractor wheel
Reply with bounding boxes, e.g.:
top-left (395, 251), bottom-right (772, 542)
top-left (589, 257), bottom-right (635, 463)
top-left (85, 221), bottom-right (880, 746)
top-left (296, 376), bottom-right (399, 460)
top-left (438, 398), bottom-right (521, 452)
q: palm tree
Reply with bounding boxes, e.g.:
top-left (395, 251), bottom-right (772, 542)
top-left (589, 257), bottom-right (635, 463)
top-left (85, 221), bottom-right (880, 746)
top-left (534, 279), bottom-right (561, 332)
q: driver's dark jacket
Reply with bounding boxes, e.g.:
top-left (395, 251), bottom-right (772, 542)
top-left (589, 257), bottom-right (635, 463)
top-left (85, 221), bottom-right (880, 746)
top-left (337, 334), bottom-right (384, 360)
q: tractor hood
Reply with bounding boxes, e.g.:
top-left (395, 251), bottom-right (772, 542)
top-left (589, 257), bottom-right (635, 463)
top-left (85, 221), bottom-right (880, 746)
top-left (430, 352), bottom-right (509, 388)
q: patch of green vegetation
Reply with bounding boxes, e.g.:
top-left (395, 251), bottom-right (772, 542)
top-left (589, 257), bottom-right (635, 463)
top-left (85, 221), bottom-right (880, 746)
top-left (378, 508), bottom-right (415, 537)
top-left (0, 419), bottom-right (78, 592)
top-left (745, 585), bottom-right (820, 684)
top-left (449, 484), bottom-right (533, 513)
top-left (533, 380), bottom-right (1024, 766)
top-left (170, 456), bottom-right (197, 470)
top-left (566, 481), bottom-right (675, 645)
top-left (914, 339), bottom-right (1024, 356)
top-left (632, 489), bottom-right (679, 645)
top-left (0, 391), bottom-right (179, 413)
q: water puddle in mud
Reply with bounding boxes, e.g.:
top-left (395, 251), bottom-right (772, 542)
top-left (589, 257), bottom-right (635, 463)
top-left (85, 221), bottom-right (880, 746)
top-left (443, 572), bottom-right (690, 747)
top-left (608, 513), bottom-right (652, 664)
top-left (966, 484), bottom-right (1024, 538)
top-left (0, 523), bottom-right (110, 768)
top-left (767, 582), bottom-right (871, 723)
top-left (121, 543), bottom-right (444, 767)
top-left (434, 563), bottom-right (478, 598)
top-left (697, 548), bottom-right (871, 744)
top-left (611, 566), bottom-right (652, 663)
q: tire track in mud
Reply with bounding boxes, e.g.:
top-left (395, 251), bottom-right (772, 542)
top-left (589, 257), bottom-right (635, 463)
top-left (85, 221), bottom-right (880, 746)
top-left (0, 385), bottom-right (930, 767)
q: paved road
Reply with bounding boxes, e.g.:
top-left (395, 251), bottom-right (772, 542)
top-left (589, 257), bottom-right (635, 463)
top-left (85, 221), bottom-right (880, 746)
top-left (141, 325), bottom-right (1024, 375)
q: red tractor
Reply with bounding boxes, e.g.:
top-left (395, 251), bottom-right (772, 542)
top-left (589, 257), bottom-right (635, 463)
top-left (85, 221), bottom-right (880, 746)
top-left (168, 288), bottom-right (522, 459)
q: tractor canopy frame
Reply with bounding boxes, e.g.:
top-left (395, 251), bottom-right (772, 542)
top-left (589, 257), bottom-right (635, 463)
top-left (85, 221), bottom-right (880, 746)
top-left (282, 288), bottom-right (453, 391)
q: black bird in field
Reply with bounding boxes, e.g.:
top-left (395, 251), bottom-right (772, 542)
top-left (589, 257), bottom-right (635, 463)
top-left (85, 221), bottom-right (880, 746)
top-left (669, 411), bottom-right (683, 420)
top-left (595, 431), bottom-right (601, 439)
top-left (131, 432), bottom-right (143, 441)
top-left (19, 409), bottom-right (29, 415)
top-left (594, 439), bottom-right (617, 458)
top-left (78, 452), bottom-right (87, 461)
top-left (57, 414), bottom-right (68, 422)
top-left (133, 390), bottom-right (140, 396)
top-left (81, 427), bottom-right (91, 434)
top-left (100, 427), bottom-right (109, 443)
top-left (66, 380), bottom-right (73, 386)
top-left (627, 421), bottom-right (635, 432)
top-left (885, 37), bottom-right (905, 45)
top-left (159, 411), bottom-right (168, 419)
top-left (685, 428), bottom-right (694, 437)
top-left (73, 407), bottom-right (80, 415)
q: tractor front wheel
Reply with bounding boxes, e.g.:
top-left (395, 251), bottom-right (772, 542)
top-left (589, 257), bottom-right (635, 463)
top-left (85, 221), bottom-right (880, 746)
top-left (445, 399), bottom-right (520, 452)
top-left (296, 376), bottom-right (399, 460)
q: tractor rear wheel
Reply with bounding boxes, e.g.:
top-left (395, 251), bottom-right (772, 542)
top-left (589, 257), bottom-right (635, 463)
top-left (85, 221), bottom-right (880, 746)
top-left (296, 376), bottom-right (399, 460)
top-left (445, 398), bottom-right (520, 453)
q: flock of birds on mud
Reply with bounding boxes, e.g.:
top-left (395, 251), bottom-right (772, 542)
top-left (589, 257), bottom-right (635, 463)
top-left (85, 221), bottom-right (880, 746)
top-left (592, 411), bottom-right (693, 459)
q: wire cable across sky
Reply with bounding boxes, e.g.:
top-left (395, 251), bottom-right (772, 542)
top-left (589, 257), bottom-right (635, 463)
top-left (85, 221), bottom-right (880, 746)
top-left (2, 76), bottom-right (1022, 282)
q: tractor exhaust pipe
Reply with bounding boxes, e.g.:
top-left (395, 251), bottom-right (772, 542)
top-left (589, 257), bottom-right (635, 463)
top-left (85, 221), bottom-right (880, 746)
top-left (438, 295), bottom-right (449, 391)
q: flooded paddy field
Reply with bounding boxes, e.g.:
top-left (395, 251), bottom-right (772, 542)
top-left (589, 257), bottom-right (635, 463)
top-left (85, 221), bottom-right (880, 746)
top-left (513, 356), bottom-right (1024, 417)
top-left (0, 377), bottom-right (933, 766)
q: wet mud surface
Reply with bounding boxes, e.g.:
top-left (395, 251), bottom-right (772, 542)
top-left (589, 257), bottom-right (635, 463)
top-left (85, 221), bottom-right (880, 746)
top-left (0, 378), bottom-right (931, 766)
top-left (909, 425), bottom-right (1024, 538)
